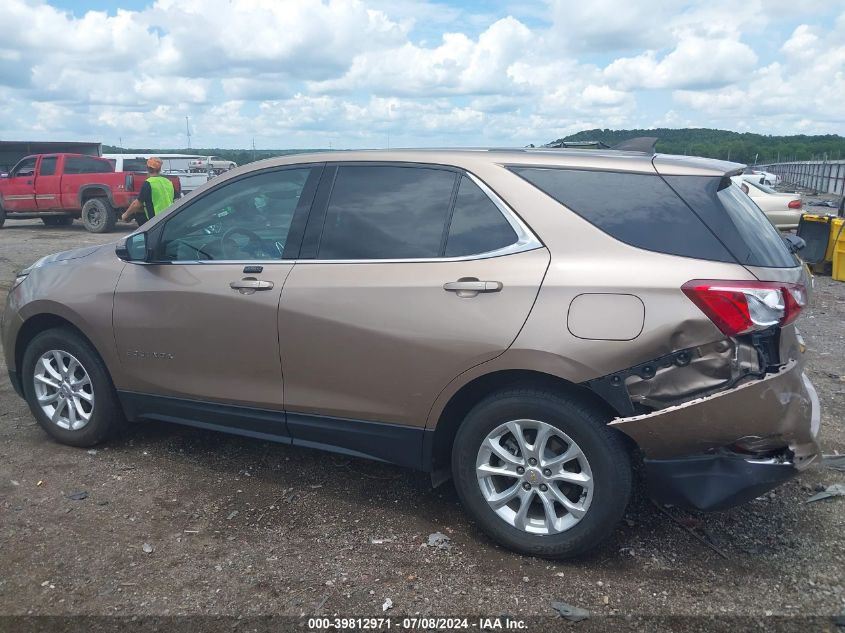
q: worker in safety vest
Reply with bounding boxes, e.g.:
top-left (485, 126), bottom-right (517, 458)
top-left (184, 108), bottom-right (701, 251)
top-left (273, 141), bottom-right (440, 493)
top-left (121, 157), bottom-right (175, 224)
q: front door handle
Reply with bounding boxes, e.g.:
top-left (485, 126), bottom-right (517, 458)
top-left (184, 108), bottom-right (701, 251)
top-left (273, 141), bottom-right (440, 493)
top-left (230, 278), bottom-right (274, 294)
top-left (443, 278), bottom-right (503, 297)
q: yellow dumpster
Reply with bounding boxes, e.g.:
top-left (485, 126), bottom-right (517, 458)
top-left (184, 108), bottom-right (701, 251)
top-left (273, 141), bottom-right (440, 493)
top-left (797, 214), bottom-right (844, 274)
top-left (834, 221), bottom-right (845, 282)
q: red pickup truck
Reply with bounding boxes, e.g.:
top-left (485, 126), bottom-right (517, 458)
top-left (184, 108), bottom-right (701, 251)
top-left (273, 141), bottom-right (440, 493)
top-left (0, 153), bottom-right (180, 233)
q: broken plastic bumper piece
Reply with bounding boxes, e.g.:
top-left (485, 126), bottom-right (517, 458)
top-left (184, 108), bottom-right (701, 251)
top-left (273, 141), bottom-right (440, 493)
top-left (611, 358), bottom-right (821, 510)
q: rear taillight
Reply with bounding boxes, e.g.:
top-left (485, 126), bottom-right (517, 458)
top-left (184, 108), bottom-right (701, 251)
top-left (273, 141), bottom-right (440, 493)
top-left (788, 200), bottom-right (802, 209)
top-left (682, 280), bottom-right (807, 336)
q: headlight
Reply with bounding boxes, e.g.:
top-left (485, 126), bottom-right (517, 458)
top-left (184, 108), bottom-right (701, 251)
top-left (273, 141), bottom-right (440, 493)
top-left (10, 256), bottom-right (49, 290)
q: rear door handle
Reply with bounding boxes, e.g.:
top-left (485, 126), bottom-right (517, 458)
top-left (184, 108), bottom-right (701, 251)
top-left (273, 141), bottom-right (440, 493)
top-left (230, 278), bottom-right (274, 294)
top-left (443, 278), bottom-right (503, 297)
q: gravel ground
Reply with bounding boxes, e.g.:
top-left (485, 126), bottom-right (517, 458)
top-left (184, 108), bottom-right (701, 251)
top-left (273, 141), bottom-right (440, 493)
top-left (0, 216), bottom-right (843, 632)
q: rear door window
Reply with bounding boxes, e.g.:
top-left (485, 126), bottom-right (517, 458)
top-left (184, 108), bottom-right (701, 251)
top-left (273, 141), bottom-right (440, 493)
top-left (445, 176), bottom-right (518, 257)
top-left (39, 157), bottom-right (57, 176)
top-left (509, 167), bottom-right (735, 263)
top-left (316, 165), bottom-right (457, 259)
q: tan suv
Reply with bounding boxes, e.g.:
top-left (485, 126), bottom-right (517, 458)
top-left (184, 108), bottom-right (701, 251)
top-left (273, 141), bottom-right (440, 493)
top-left (2, 148), bottom-right (820, 558)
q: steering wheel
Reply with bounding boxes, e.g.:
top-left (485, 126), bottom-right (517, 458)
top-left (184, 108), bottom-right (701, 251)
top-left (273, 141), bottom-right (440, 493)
top-left (221, 227), bottom-right (268, 259)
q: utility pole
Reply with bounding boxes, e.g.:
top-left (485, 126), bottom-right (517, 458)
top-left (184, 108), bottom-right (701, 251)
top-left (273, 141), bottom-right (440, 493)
top-left (252, 137), bottom-right (256, 162)
top-left (186, 116), bottom-right (191, 149)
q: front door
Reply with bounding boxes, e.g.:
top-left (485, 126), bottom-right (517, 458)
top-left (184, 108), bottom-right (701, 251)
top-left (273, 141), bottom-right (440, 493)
top-left (278, 164), bottom-right (549, 462)
top-left (3, 156), bottom-right (38, 212)
top-left (113, 165), bottom-right (321, 420)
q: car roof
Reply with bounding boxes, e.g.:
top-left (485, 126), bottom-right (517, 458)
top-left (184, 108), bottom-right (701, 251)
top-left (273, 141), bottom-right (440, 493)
top-left (243, 148), bottom-right (744, 177)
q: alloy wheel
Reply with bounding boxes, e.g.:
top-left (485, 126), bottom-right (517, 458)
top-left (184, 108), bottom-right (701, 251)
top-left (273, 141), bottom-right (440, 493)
top-left (476, 419), bottom-right (593, 535)
top-left (32, 350), bottom-right (95, 431)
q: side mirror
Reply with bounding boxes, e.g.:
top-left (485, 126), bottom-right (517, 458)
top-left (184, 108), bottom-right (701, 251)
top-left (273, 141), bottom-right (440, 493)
top-left (782, 234), bottom-right (805, 254)
top-left (116, 232), bottom-right (151, 262)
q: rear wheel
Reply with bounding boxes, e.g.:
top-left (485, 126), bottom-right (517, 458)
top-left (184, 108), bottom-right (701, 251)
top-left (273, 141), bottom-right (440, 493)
top-left (0, 204), bottom-right (5, 228)
top-left (452, 388), bottom-right (632, 558)
top-left (21, 327), bottom-right (125, 447)
top-left (81, 197), bottom-right (116, 233)
top-left (41, 216), bottom-right (74, 227)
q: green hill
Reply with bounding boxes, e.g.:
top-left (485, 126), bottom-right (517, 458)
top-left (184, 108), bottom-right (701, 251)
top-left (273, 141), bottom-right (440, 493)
top-left (550, 128), bottom-right (845, 164)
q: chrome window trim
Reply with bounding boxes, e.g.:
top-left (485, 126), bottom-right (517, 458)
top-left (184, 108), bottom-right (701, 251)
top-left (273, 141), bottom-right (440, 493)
top-left (300, 170), bottom-right (543, 264)
top-left (149, 168), bottom-right (544, 266)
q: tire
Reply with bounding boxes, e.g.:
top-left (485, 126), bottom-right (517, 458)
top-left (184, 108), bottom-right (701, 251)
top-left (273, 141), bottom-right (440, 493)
top-left (41, 216), bottom-right (74, 227)
top-left (0, 204), bottom-right (5, 228)
top-left (21, 327), bottom-right (126, 447)
top-left (81, 197), bottom-right (116, 233)
top-left (451, 388), bottom-right (632, 559)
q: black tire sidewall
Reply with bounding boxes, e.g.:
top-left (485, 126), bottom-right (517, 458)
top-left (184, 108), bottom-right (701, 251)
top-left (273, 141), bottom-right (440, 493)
top-left (21, 328), bottom-right (123, 447)
top-left (0, 204), bottom-right (5, 228)
top-left (81, 198), bottom-right (115, 233)
top-left (452, 391), bottom-right (631, 558)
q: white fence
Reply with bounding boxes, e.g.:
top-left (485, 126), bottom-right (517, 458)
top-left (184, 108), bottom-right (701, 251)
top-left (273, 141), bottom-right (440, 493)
top-left (759, 160), bottom-right (845, 196)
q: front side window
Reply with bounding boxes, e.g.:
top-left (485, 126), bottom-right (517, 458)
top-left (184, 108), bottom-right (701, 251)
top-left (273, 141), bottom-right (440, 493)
top-left (317, 165), bottom-right (457, 259)
top-left (159, 168), bottom-right (312, 261)
top-left (11, 157), bottom-right (37, 178)
top-left (445, 176), bottom-right (518, 257)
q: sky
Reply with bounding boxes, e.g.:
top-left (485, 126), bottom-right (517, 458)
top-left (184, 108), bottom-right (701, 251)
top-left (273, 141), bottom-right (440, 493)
top-left (1, 0), bottom-right (844, 149)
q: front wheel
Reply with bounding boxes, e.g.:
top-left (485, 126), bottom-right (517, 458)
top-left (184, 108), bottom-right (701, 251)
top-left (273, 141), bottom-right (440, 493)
top-left (81, 198), bottom-right (116, 233)
top-left (21, 327), bottom-right (125, 447)
top-left (452, 388), bottom-right (632, 559)
top-left (0, 204), bottom-right (6, 228)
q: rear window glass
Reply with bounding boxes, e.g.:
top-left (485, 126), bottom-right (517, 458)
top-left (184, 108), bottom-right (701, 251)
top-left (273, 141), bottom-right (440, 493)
top-left (665, 176), bottom-right (797, 268)
top-left (39, 157), bottom-right (57, 176)
top-left (122, 158), bottom-right (149, 172)
top-left (509, 167), bottom-right (735, 263)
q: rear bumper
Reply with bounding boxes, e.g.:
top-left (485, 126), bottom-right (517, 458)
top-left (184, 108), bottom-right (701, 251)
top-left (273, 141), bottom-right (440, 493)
top-left (610, 359), bottom-right (821, 468)
top-left (645, 452), bottom-right (798, 511)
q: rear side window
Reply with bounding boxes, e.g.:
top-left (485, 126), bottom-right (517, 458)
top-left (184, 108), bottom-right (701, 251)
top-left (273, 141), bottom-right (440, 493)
top-left (510, 167), bottom-right (735, 263)
top-left (65, 156), bottom-right (114, 174)
top-left (665, 176), bottom-right (797, 268)
top-left (317, 165), bottom-right (457, 259)
top-left (39, 157), bottom-right (57, 176)
top-left (445, 176), bottom-right (518, 257)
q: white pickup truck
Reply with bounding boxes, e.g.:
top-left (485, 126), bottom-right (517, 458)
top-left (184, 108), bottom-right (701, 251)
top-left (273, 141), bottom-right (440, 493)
top-left (103, 154), bottom-right (210, 194)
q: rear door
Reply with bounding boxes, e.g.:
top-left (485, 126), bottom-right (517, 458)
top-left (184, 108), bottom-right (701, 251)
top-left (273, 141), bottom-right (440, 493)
top-left (35, 156), bottom-right (61, 209)
top-left (2, 156), bottom-right (38, 212)
top-left (113, 165), bottom-right (322, 422)
top-left (278, 163), bottom-right (549, 462)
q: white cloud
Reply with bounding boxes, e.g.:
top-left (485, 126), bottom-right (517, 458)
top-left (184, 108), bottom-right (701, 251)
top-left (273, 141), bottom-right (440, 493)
top-left (604, 31), bottom-right (758, 90)
top-left (0, 0), bottom-right (841, 147)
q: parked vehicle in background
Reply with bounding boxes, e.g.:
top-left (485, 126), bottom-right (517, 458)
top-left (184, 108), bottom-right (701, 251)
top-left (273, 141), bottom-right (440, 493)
top-left (104, 154), bottom-right (210, 195)
top-left (731, 176), bottom-right (802, 230)
top-left (3, 148), bottom-right (818, 558)
top-left (748, 170), bottom-right (781, 186)
top-left (189, 156), bottom-right (237, 173)
top-left (0, 154), bottom-right (180, 233)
